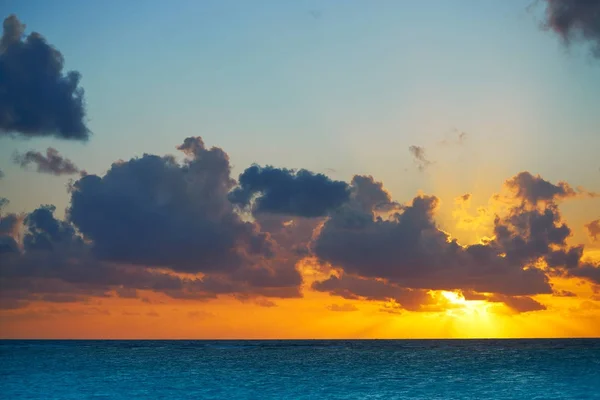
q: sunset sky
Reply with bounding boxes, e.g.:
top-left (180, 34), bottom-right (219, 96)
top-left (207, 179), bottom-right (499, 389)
top-left (1, 0), bottom-right (599, 339)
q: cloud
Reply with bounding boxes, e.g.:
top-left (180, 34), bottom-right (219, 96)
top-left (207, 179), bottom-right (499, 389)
top-left (314, 190), bottom-right (553, 297)
top-left (0, 169), bottom-right (4, 179)
top-left (312, 170), bottom-right (600, 312)
top-left (188, 310), bottom-right (213, 319)
top-left (13, 147), bottom-right (80, 175)
top-left (440, 129), bottom-right (467, 146)
top-left (408, 145), bottom-right (434, 171)
top-left (229, 165), bottom-right (350, 217)
top-left (68, 137), bottom-right (267, 273)
top-left (379, 302), bottom-right (404, 314)
top-left (327, 303), bottom-right (358, 312)
top-left (254, 298), bottom-right (277, 307)
top-left (2, 136), bottom-right (599, 314)
top-left (504, 172), bottom-right (576, 205)
top-left (542, 0), bottom-right (600, 57)
top-left (0, 15), bottom-right (89, 140)
top-left (350, 175), bottom-right (401, 212)
top-left (313, 275), bottom-right (436, 311)
top-left (586, 219), bottom-right (600, 241)
top-left (488, 294), bottom-right (547, 314)
top-left (553, 290), bottom-right (577, 297)
top-left (0, 138), bottom-right (305, 309)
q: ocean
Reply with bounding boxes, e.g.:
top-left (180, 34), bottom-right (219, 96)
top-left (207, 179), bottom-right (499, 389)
top-left (1, 339), bottom-right (599, 399)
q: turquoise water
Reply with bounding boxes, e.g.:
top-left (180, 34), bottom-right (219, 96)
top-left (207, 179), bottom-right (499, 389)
top-left (1, 339), bottom-right (599, 399)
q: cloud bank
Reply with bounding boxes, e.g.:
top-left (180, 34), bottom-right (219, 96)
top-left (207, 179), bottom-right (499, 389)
top-left (1, 136), bottom-right (598, 314)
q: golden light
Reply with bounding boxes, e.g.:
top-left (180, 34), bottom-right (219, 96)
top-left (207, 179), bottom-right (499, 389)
top-left (440, 291), bottom-right (491, 318)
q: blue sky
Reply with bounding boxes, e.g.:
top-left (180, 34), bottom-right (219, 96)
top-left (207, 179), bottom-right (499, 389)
top-left (1, 0), bottom-right (598, 236)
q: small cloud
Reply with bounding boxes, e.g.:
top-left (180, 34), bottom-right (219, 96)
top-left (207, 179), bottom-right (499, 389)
top-left (115, 287), bottom-right (138, 299)
top-left (255, 298), bottom-right (277, 308)
top-left (146, 311), bottom-right (160, 317)
top-left (188, 310), bottom-right (214, 319)
top-left (121, 311), bottom-right (140, 316)
top-left (440, 129), bottom-right (468, 146)
top-left (13, 147), bottom-right (80, 175)
top-left (308, 10), bottom-right (322, 19)
top-left (379, 302), bottom-right (403, 315)
top-left (585, 219), bottom-right (600, 242)
top-left (408, 145), bottom-right (434, 172)
top-left (327, 303), bottom-right (358, 312)
top-left (553, 290), bottom-right (577, 297)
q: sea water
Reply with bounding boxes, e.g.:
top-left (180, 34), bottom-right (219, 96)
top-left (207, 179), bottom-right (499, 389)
top-left (1, 339), bottom-right (599, 399)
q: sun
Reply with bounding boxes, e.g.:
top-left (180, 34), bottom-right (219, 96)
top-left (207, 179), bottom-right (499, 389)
top-left (440, 291), bottom-right (491, 318)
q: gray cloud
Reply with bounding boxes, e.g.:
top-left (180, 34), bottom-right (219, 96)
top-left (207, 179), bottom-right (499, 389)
top-left (314, 191), bottom-right (553, 298)
top-left (229, 165), bottom-right (350, 217)
top-left (488, 294), bottom-right (547, 313)
top-left (0, 138), bottom-right (309, 309)
top-left (313, 275), bottom-right (437, 312)
top-left (543, 0), bottom-right (600, 58)
top-left (0, 15), bottom-right (89, 140)
top-left (586, 219), bottom-right (600, 241)
top-left (505, 172), bottom-right (576, 205)
top-left (2, 135), bottom-right (599, 314)
top-left (13, 147), bottom-right (80, 175)
top-left (312, 171), bottom-right (600, 312)
top-left (408, 145), bottom-right (434, 172)
top-left (68, 137), bottom-right (266, 273)
top-left (440, 129), bottom-right (467, 146)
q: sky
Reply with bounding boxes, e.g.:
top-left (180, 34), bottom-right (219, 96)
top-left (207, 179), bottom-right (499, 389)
top-left (0, 0), bottom-right (599, 339)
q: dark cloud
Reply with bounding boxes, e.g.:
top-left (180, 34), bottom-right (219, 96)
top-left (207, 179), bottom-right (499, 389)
top-left (505, 172), bottom-right (576, 205)
top-left (0, 138), bottom-right (305, 309)
top-left (0, 200), bottom-right (20, 255)
top-left (458, 193), bottom-right (471, 202)
top-left (568, 263), bottom-right (600, 284)
top-left (314, 190), bottom-right (553, 297)
top-left (68, 137), bottom-right (266, 273)
top-left (408, 146), bottom-right (434, 171)
top-left (553, 289), bottom-right (577, 297)
top-left (254, 298), bottom-right (277, 307)
top-left (13, 147), bottom-right (80, 175)
top-left (350, 175), bottom-right (401, 212)
top-left (312, 171), bottom-right (600, 312)
top-left (327, 303), bottom-right (358, 312)
top-left (0, 168), bottom-right (4, 179)
top-left (2, 133), bottom-right (599, 315)
top-left (229, 165), bottom-right (350, 217)
top-left (543, 0), bottom-right (600, 57)
top-left (313, 275), bottom-right (439, 312)
top-left (488, 294), bottom-right (547, 313)
top-left (115, 287), bottom-right (138, 299)
top-left (586, 219), bottom-right (600, 241)
top-left (0, 15), bottom-right (89, 140)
